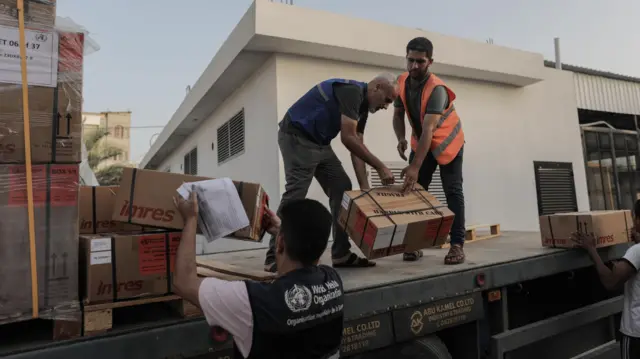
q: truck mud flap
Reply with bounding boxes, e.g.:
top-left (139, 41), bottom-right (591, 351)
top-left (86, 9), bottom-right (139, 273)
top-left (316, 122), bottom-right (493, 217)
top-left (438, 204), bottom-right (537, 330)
top-left (392, 292), bottom-right (484, 342)
top-left (491, 296), bottom-right (622, 359)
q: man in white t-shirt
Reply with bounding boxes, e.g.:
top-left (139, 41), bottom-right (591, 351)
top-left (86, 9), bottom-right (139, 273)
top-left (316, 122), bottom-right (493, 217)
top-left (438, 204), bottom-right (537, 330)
top-left (171, 192), bottom-right (344, 359)
top-left (573, 202), bottom-right (640, 359)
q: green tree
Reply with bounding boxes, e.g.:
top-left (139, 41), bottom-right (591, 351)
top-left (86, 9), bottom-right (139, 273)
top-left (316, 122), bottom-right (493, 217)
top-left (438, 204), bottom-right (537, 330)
top-left (84, 127), bottom-right (125, 186)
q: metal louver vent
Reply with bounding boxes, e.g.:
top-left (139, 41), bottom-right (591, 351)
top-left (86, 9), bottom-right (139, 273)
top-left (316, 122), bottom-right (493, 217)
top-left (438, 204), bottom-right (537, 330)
top-left (368, 161), bottom-right (448, 206)
top-left (534, 161), bottom-right (578, 216)
top-left (217, 109), bottom-right (245, 164)
top-left (183, 147), bottom-right (198, 175)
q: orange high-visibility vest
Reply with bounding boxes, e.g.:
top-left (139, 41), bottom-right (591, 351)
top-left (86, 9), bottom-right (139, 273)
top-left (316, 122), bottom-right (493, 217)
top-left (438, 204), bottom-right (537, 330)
top-left (397, 72), bottom-right (464, 165)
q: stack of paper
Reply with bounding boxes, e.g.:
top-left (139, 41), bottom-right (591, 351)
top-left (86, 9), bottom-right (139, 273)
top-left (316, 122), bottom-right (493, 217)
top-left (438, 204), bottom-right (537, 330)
top-left (177, 178), bottom-right (250, 243)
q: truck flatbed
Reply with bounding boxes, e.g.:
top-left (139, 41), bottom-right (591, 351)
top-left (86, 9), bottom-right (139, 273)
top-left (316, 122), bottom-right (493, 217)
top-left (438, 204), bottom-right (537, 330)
top-left (4, 231), bottom-right (630, 359)
top-left (204, 231), bottom-right (629, 319)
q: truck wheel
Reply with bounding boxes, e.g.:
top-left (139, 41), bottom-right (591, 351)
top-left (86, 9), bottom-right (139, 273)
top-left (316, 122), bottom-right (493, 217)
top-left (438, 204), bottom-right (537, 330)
top-left (350, 335), bottom-right (452, 359)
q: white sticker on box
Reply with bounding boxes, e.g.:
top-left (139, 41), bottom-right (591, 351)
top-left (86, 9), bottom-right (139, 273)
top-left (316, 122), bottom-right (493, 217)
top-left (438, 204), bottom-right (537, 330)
top-left (372, 224), bottom-right (408, 250)
top-left (0, 24), bottom-right (59, 87)
top-left (90, 237), bottom-right (111, 252)
top-left (90, 251), bottom-right (111, 265)
top-left (341, 193), bottom-right (350, 210)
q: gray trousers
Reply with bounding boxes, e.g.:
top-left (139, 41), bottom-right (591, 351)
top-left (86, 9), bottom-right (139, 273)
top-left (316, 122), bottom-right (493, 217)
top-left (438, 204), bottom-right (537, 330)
top-left (264, 129), bottom-right (353, 265)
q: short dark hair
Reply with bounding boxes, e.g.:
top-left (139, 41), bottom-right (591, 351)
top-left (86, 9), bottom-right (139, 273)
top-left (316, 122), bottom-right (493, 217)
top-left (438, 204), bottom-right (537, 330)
top-left (635, 200), bottom-right (640, 219)
top-left (279, 199), bottom-right (332, 266)
top-left (406, 37), bottom-right (433, 59)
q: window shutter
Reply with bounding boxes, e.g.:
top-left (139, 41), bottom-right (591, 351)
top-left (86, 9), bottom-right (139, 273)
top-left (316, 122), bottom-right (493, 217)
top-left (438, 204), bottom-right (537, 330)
top-left (217, 109), bottom-right (245, 164)
top-left (533, 161), bottom-right (578, 216)
top-left (183, 147), bottom-right (198, 175)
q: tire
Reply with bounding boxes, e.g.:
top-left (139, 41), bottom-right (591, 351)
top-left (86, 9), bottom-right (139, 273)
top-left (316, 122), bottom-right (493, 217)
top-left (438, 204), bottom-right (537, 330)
top-left (350, 335), bottom-right (452, 359)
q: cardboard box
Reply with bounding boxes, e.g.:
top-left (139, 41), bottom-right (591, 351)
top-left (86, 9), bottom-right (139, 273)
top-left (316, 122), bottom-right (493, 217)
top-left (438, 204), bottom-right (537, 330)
top-left (0, 0), bottom-right (56, 29)
top-left (0, 31), bottom-right (84, 163)
top-left (80, 232), bottom-right (181, 304)
top-left (112, 168), bottom-right (269, 241)
top-left (539, 210), bottom-right (633, 248)
top-left (338, 185), bottom-right (455, 259)
top-left (79, 186), bottom-right (145, 234)
top-left (0, 164), bottom-right (79, 323)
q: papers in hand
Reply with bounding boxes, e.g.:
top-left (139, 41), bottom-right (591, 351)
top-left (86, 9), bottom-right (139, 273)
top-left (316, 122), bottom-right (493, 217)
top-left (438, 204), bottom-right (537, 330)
top-left (177, 178), bottom-right (250, 243)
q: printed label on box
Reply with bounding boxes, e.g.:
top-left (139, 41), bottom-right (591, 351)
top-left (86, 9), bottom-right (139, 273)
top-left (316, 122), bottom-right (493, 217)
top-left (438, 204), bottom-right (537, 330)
top-left (49, 165), bottom-right (79, 206)
top-left (90, 251), bottom-right (111, 265)
top-left (90, 237), bottom-right (111, 252)
top-left (7, 165), bottom-right (47, 206)
top-left (0, 24), bottom-right (58, 87)
top-left (138, 234), bottom-right (168, 276)
top-left (341, 193), bottom-right (350, 210)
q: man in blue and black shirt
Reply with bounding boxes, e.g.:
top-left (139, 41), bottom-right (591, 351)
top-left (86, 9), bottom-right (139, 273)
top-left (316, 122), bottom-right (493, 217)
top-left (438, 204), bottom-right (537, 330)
top-left (264, 74), bottom-right (399, 272)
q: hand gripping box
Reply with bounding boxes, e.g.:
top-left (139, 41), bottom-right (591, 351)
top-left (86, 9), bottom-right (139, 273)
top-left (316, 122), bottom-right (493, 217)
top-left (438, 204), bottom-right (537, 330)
top-left (338, 185), bottom-right (455, 259)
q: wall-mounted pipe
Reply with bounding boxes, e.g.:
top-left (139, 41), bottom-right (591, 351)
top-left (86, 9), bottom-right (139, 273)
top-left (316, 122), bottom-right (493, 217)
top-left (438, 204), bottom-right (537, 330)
top-left (554, 38), bottom-right (562, 70)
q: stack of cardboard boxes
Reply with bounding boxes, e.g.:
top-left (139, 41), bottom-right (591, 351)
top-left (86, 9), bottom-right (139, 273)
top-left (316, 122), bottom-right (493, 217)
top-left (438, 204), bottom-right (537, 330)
top-left (0, 0), bottom-right (84, 324)
top-left (79, 168), bottom-right (269, 304)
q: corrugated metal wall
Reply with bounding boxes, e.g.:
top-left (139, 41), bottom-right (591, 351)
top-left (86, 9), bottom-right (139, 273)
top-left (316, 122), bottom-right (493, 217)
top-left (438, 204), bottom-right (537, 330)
top-left (573, 72), bottom-right (640, 115)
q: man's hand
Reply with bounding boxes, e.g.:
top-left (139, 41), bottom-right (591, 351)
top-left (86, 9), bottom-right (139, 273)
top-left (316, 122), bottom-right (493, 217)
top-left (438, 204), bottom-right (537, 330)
top-left (263, 207), bottom-right (281, 236)
top-left (376, 165), bottom-right (395, 185)
top-left (571, 231), bottom-right (597, 252)
top-left (173, 191), bottom-right (199, 221)
top-left (400, 164), bottom-right (419, 193)
top-left (397, 139), bottom-right (408, 161)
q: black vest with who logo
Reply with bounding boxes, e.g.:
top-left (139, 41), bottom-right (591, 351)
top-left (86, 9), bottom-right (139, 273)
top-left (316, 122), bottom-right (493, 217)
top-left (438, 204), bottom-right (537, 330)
top-left (238, 265), bottom-right (344, 359)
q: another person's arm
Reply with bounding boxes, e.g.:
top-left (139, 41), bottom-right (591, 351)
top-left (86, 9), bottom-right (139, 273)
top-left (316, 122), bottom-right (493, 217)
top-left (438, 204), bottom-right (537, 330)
top-left (172, 191), bottom-right (203, 306)
top-left (573, 232), bottom-right (640, 291)
top-left (350, 116), bottom-right (370, 190)
top-left (392, 98), bottom-right (408, 161)
top-left (335, 85), bottom-right (393, 185)
top-left (401, 86), bottom-right (448, 192)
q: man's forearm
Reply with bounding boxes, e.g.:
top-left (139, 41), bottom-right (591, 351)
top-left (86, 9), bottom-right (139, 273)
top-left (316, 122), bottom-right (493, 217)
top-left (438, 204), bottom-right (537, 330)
top-left (351, 153), bottom-right (368, 189)
top-left (393, 114), bottom-right (405, 142)
top-left (175, 218), bottom-right (198, 289)
top-left (587, 248), bottom-right (618, 290)
top-left (342, 135), bottom-right (385, 170)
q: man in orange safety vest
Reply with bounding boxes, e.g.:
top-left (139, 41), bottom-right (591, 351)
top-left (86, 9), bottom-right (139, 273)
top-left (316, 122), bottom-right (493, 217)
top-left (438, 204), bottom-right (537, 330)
top-left (393, 37), bottom-right (466, 265)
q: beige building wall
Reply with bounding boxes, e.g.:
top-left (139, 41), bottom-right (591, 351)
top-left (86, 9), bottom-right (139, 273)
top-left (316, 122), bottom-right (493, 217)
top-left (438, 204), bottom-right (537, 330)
top-left (82, 111), bottom-right (132, 168)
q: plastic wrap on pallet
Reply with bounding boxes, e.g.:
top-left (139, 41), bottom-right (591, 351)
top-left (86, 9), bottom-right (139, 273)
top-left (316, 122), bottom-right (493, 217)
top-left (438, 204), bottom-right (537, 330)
top-left (0, 163), bottom-right (81, 324)
top-left (0, 0), bottom-right (89, 164)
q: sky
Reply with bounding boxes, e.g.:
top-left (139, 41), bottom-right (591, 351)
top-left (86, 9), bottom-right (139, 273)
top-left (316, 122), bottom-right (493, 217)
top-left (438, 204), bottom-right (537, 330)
top-left (56, 0), bottom-right (640, 163)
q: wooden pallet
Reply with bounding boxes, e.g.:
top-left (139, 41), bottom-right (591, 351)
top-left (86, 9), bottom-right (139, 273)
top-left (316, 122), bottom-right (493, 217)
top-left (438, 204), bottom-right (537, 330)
top-left (197, 258), bottom-right (276, 282)
top-left (0, 312), bottom-right (81, 351)
top-left (82, 295), bottom-right (200, 336)
top-left (440, 224), bottom-right (501, 249)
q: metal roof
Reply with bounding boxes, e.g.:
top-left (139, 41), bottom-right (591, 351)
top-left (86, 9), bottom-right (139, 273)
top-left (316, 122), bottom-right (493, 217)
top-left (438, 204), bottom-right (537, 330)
top-left (544, 61), bottom-right (640, 84)
top-left (545, 61), bottom-right (640, 115)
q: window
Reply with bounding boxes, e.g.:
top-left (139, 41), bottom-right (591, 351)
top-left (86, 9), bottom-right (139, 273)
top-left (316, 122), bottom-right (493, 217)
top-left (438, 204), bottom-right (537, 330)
top-left (368, 161), bottom-right (447, 206)
top-left (217, 109), bottom-right (245, 164)
top-left (533, 161), bottom-right (578, 216)
top-left (114, 125), bottom-right (124, 138)
top-left (184, 147), bottom-right (198, 175)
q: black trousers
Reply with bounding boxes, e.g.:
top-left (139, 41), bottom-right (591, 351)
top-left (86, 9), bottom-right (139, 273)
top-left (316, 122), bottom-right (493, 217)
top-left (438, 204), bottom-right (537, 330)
top-left (621, 334), bottom-right (640, 359)
top-left (408, 146), bottom-right (465, 246)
